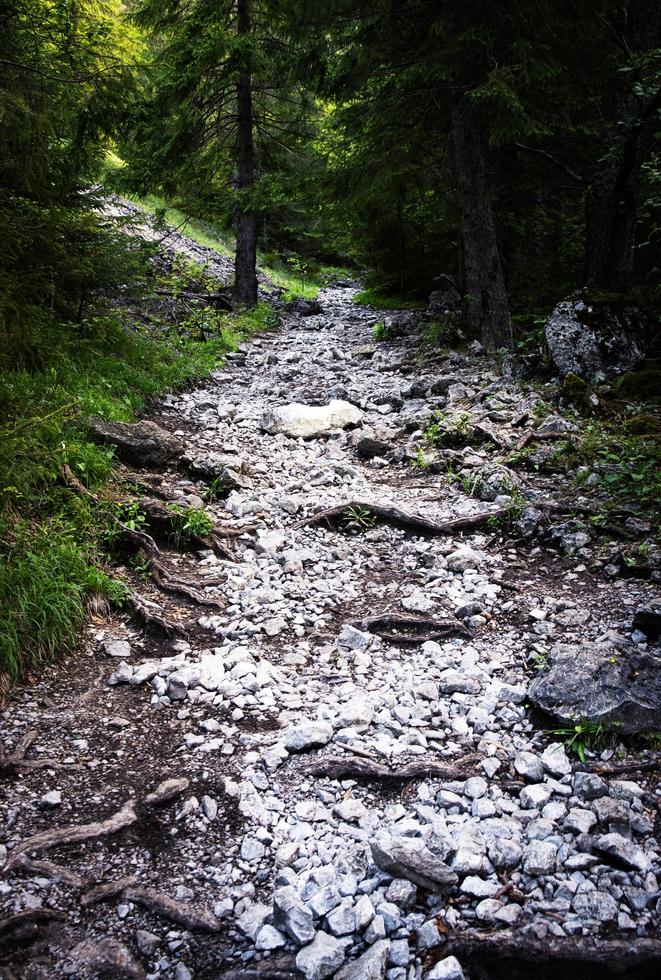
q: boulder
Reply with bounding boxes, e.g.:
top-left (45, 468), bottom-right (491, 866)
top-left (371, 833), bottom-right (457, 890)
top-left (335, 941), bottom-right (390, 980)
top-left (545, 292), bottom-right (645, 381)
top-left (355, 435), bottom-right (393, 459)
top-left (428, 275), bottom-right (461, 314)
top-left (179, 454), bottom-right (251, 492)
top-left (87, 418), bottom-right (184, 468)
top-left (260, 400), bottom-right (363, 439)
top-left (472, 462), bottom-right (519, 502)
top-left (529, 640), bottom-right (661, 733)
top-left (286, 298), bottom-right (323, 316)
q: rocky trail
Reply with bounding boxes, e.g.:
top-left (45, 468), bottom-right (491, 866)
top-left (1, 227), bottom-right (661, 980)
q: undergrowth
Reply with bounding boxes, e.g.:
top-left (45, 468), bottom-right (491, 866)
top-left (353, 288), bottom-right (424, 309)
top-left (0, 260), bottom-right (273, 685)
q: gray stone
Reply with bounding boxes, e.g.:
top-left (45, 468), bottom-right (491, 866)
top-left (573, 772), bottom-right (607, 801)
top-left (426, 956), bottom-right (466, 980)
top-left (545, 293), bottom-right (645, 381)
top-left (564, 808), bottom-right (597, 835)
top-left (273, 886), bottom-right (315, 945)
top-left (371, 834), bottom-right (457, 891)
top-left (102, 639), bottom-right (132, 659)
top-left (283, 721), bottom-right (334, 752)
top-left (460, 876), bottom-right (500, 899)
top-left (295, 931), bottom-right (348, 980)
top-left (540, 742), bottom-right (572, 777)
top-left (261, 400), bottom-right (363, 439)
top-left (522, 840), bottom-right (557, 875)
top-left (487, 837), bottom-right (522, 870)
top-left (87, 418), bottom-right (184, 467)
top-left (514, 751), bottom-right (544, 782)
top-left (529, 641), bottom-right (661, 733)
top-left (593, 833), bottom-right (649, 873)
top-left (572, 890), bottom-right (618, 922)
top-left (255, 925), bottom-right (286, 950)
top-left (236, 902), bottom-right (271, 941)
top-left (335, 940), bottom-right (390, 980)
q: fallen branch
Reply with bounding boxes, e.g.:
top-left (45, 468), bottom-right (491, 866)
top-left (351, 612), bottom-right (470, 644)
top-left (2, 800), bottom-right (137, 874)
top-left (301, 754), bottom-right (479, 782)
top-left (122, 886), bottom-right (220, 932)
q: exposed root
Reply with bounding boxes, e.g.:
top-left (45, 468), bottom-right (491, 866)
top-left (1, 800), bottom-right (138, 874)
top-left (122, 886), bottom-right (220, 932)
top-left (120, 588), bottom-right (185, 637)
top-left (0, 731), bottom-right (37, 779)
top-left (143, 777), bottom-right (190, 806)
top-left (352, 612), bottom-right (470, 644)
top-left (0, 907), bottom-right (67, 942)
top-left (295, 500), bottom-right (513, 536)
top-left (440, 929), bottom-right (661, 972)
top-left (147, 554), bottom-right (223, 608)
top-left (81, 876), bottom-right (138, 907)
top-left (301, 754), bottom-right (480, 782)
top-left (9, 854), bottom-right (85, 887)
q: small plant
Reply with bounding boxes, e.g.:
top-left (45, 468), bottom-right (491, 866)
top-left (115, 500), bottom-right (146, 532)
top-left (411, 447), bottom-right (434, 470)
top-left (548, 719), bottom-right (620, 762)
top-left (341, 505), bottom-right (377, 532)
top-left (167, 503), bottom-right (213, 542)
top-left (373, 320), bottom-right (389, 341)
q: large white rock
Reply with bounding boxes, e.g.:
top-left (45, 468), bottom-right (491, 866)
top-left (260, 400), bottom-right (363, 438)
top-left (283, 721), bottom-right (334, 752)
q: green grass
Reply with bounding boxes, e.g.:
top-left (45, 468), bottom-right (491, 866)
top-left (353, 288), bottom-right (425, 309)
top-left (0, 292), bottom-right (274, 685)
top-left (128, 191), bottom-right (344, 301)
top-left (128, 193), bottom-right (235, 259)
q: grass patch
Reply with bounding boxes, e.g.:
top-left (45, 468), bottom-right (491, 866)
top-left (353, 288), bottom-right (425, 309)
top-left (0, 278), bottom-right (273, 685)
top-left (129, 193), bottom-right (235, 259)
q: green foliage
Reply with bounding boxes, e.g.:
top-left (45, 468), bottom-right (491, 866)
top-left (167, 504), bottom-right (213, 542)
top-left (354, 290), bottom-right (424, 310)
top-left (341, 506), bottom-right (377, 532)
top-left (548, 720), bottom-right (620, 763)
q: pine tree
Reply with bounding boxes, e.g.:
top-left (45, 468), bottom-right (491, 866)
top-left (124, 0), bottom-right (312, 307)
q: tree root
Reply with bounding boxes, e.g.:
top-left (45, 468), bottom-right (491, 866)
top-left (122, 885), bottom-right (220, 931)
top-left (81, 876), bottom-right (139, 907)
top-left (301, 754), bottom-right (480, 782)
top-left (439, 929), bottom-right (661, 972)
top-left (121, 588), bottom-right (185, 636)
top-left (147, 554), bottom-right (223, 608)
top-left (295, 500), bottom-right (513, 536)
top-left (0, 731), bottom-right (38, 779)
top-left (351, 612), bottom-right (470, 644)
top-left (0, 907), bottom-right (66, 943)
top-left (1, 800), bottom-right (138, 874)
top-left (9, 854), bottom-right (85, 887)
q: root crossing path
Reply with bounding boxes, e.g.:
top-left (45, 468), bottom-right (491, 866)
top-left (2, 283), bottom-right (660, 980)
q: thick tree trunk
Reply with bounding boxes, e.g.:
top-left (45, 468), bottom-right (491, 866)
top-left (450, 88), bottom-right (512, 350)
top-left (234, 0), bottom-right (257, 308)
top-left (585, 0), bottom-right (661, 292)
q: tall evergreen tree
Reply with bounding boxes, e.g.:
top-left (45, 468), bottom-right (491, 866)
top-left (124, 0), bottom-right (311, 307)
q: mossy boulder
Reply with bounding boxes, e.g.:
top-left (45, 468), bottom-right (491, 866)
top-left (545, 291), bottom-right (646, 382)
top-left (614, 366), bottom-right (661, 401)
top-left (561, 372), bottom-right (597, 414)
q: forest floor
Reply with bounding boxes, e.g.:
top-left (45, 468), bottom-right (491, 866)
top-left (1, 218), bottom-right (660, 980)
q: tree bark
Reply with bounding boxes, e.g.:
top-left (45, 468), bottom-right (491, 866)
top-left (585, 0), bottom-right (661, 292)
top-left (449, 86), bottom-right (512, 350)
top-left (234, 0), bottom-right (258, 307)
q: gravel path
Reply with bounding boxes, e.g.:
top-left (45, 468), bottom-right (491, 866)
top-left (1, 279), bottom-right (660, 980)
